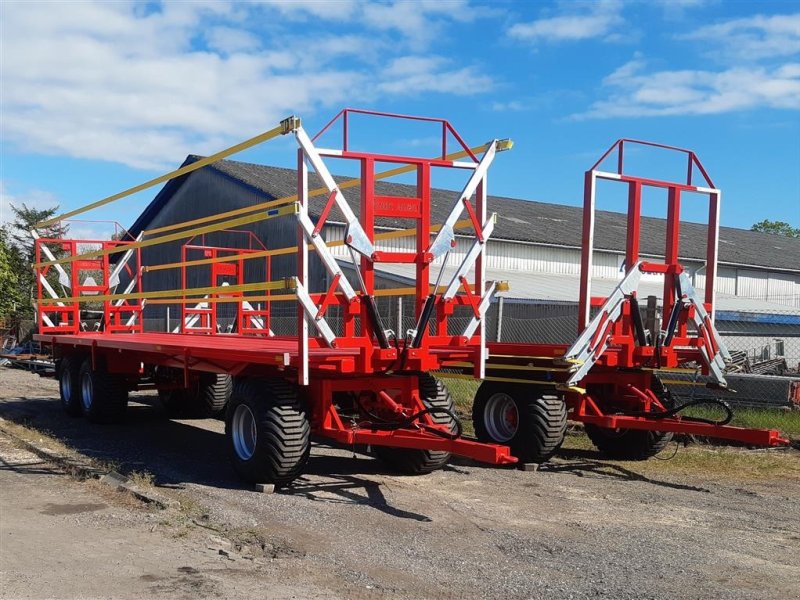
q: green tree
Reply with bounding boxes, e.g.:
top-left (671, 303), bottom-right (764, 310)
top-left (6, 203), bottom-right (69, 317)
top-left (0, 226), bottom-right (22, 319)
top-left (750, 220), bottom-right (800, 238)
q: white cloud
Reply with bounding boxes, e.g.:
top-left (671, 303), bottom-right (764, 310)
top-left (508, 0), bottom-right (624, 43)
top-left (0, 1), bottom-right (495, 171)
top-left (206, 26), bottom-right (262, 53)
top-left (575, 57), bottom-right (800, 119)
top-left (679, 13), bottom-right (800, 61)
top-left (376, 56), bottom-right (493, 95)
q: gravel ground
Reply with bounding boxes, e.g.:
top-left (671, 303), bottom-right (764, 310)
top-left (1, 366), bottom-right (799, 599)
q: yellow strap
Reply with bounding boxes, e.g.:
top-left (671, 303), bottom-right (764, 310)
top-left (36, 120), bottom-right (294, 228)
top-left (39, 279), bottom-right (295, 305)
top-left (47, 283), bottom-right (452, 307)
top-left (434, 372), bottom-right (558, 386)
top-left (450, 361), bottom-right (571, 372)
top-left (144, 196), bottom-right (294, 236)
top-left (143, 217), bottom-right (475, 274)
top-left (35, 203), bottom-right (298, 269)
top-left (142, 142), bottom-right (492, 238)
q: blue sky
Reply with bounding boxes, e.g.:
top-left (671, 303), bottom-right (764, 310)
top-left (1, 0), bottom-right (798, 239)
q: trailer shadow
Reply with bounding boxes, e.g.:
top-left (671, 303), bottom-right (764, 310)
top-left (544, 448), bottom-right (711, 493)
top-left (0, 395), bottom-right (435, 519)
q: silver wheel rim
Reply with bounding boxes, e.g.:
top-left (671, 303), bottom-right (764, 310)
top-left (232, 404), bottom-right (257, 460)
top-left (61, 372), bottom-right (72, 403)
top-left (484, 393), bottom-right (519, 442)
top-left (81, 372), bottom-right (93, 411)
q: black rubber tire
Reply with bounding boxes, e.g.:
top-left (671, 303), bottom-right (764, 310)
top-left (159, 373), bottom-right (231, 419)
top-left (58, 356), bottom-right (82, 417)
top-left (158, 388), bottom-right (193, 418)
top-left (472, 382), bottom-right (567, 464)
top-left (78, 358), bottom-right (128, 424)
top-left (198, 373), bottom-right (232, 418)
top-left (584, 425), bottom-right (674, 460)
top-left (584, 378), bottom-right (674, 460)
top-left (225, 378), bottom-right (310, 486)
top-left (374, 374), bottom-right (458, 475)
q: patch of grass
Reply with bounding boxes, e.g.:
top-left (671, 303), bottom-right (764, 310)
top-left (442, 377), bottom-right (480, 412)
top-left (680, 406), bottom-right (800, 439)
top-left (560, 427), bottom-right (800, 481)
top-left (128, 470), bottom-right (155, 489)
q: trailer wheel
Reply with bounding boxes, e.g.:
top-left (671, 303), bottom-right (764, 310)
top-left (584, 378), bottom-right (674, 460)
top-left (225, 378), bottom-right (310, 486)
top-left (584, 426), bottom-right (673, 460)
top-left (58, 357), bottom-right (82, 417)
top-left (158, 388), bottom-right (192, 418)
top-left (374, 375), bottom-right (457, 475)
top-left (78, 358), bottom-right (128, 424)
top-left (198, 373), bottom-right (231, 419)
top-left (472, 382), bottom-right (567, 464)
top-left (159, 373), bottom-right (232, 419)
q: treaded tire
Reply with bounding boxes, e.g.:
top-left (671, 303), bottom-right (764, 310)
top-left (160, 373), bottom-right (232, 419)
top-left (198, 373), bottom-right (232, 418)
top-left (584, 425), bottom-right (674, 460)
top-left (583, 378), bottom-right (674, 461)
top-left (58, 356), bottom-right (83, 417)
top-left (374, 374), bottom-right (457, 475)
top-left (225, 378), bottom-right (310, 486)
top-left (473, 382), bottom-right (567, 464)
top-left (78, 358), bottom-right (128, 424)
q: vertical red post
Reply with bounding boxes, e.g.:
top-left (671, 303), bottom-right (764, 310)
top-left (361, 157), bottom-right (375, 367)
top-left (578, 171), bottom-right (595, 331)
top-left (625, 181), bottom-right (642, 269)
top-left (417, 163), bottom-right (431, 320)
top-left (663, 186), bottom-right (682, 316)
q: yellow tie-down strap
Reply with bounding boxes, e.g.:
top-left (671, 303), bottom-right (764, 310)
top-left (143, 216), bottom-right (477, 274)
top-left (38, 279), bottom-right (296, 306)
top-left (36, 117), bottom-right (300, 228)
top-left (142, 141), bottom-right (498, 238)
top-left (35, 203), bottom-right (298, 269)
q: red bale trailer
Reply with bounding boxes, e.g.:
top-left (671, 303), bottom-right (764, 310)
top-left (469, 139), bottom-right (789, 462)
top-left (32, 110), bottom-right (788, 486)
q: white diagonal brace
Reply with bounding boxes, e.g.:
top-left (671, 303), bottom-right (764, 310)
top-left (295, 280), bottom-right (336, 346)
top-left (31, 230), bottom-right (72, 289)
top-left (560, 264), bottom-right (644, 386)
top-left (109, 232), bottom-right (143, 289)
top-left (294, 126), bottom-right (375, 257)
top-left (462, 281), bottom-right (499, 339)
top-left (297, 210), bottom-right (357, 300)
top-left (442, 216), bottom-right (495, 300)
top-left (429, 141), bottom-right (497, 259)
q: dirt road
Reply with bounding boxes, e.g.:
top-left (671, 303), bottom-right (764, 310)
top-left (1, 367), bottom-right (799, 599)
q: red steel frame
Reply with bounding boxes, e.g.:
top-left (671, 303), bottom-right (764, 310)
top-left (33, 122), bottom-right (788, 469)
top-left (35, 237), bottom-right (143, 335)
top-left (179, 230), bottom-right (272, 335)
top-left (34, 109), bottom-right (517, 465)
top-left (294, 108), bottom-right (494, 378)
top-left (483, 139), bottom-right (788, 448)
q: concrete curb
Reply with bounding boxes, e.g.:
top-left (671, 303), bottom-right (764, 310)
top-left (0, 417), bottom-right (177, 510)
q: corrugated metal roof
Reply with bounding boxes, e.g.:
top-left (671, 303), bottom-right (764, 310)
top-left (129, 155), bottom-right (800, 273)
